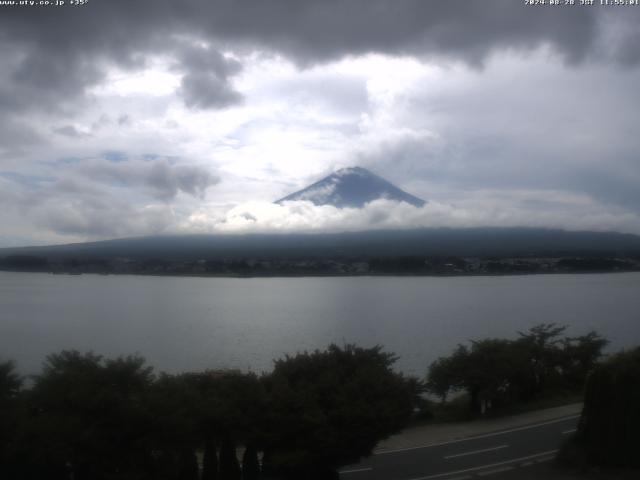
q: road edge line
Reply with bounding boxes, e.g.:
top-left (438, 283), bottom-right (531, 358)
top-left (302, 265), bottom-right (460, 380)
top-left (375, 414), bottom-right (579, 455)
top-left (405, 449), bottom-right (558, 480)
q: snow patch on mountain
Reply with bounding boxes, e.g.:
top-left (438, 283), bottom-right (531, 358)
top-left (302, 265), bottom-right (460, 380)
top-left (294, 179), bottom-right (338, 204)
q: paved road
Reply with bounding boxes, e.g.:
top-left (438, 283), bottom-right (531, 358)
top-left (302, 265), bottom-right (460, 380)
top-left (339, 414), bottom-right (579, 480)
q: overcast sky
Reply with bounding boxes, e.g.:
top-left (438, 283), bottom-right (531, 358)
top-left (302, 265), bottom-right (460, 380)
top-left (1, 0), bottom-right (640, 246)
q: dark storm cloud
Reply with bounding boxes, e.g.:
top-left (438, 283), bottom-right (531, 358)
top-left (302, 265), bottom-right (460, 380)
top-left (174, 43), bottom-right (244, 108)
top-left (362, 130), bottom-right (640, 212)
top-left (0, 44), bottom-right (102, 114)
top-left (179, 72), bottom-right (243, 109)
top-left (53, 125), bottom-right (90, 138)
top-left (77, 159), bottom-right (220, 201)
top-left (0, 162), bottom-right (202, 240)
top-left (1, 0), bottom-right (637, 115)
top-left (0, 117), bottom-right (44, 154)
top-left (177, 44), bottom-right (242, 79)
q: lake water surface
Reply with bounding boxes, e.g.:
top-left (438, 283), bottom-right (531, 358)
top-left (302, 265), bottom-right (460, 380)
top-left (1, 271), bottom-right (639, 376)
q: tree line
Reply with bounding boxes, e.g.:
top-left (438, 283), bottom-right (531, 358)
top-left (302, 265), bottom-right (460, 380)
top-left (426, 324), bottom-right (608, 415)
top-left (0, 325), bottom-right (617, 479)
top-left (3, 254), bottom-right (639, 277)
top-left (0, 345), bottom-right (419, 480)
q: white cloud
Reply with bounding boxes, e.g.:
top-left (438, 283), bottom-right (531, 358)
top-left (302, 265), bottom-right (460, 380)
top-left (177, 193), bottom-right (640, 237)
top-left (90, 60), bottom-right (181, 97)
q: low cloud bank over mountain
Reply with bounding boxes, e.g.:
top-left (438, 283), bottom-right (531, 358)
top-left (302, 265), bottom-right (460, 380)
top-left (179, 168), bottom-right (640, 236)
top-left (184, 196), bottom-right (639, 237)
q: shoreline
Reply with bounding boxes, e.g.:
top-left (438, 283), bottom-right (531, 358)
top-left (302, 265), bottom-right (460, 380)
top-left (1, 268), bottom-right (639, 280)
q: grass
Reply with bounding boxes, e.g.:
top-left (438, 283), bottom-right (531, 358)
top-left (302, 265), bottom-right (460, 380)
top-left (410, 390), bottom-right (584, 427)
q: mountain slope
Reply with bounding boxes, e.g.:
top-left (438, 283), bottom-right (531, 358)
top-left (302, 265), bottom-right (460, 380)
top-left (2, 228), bottom-right (640, 261)
top-left (276, 167), bottom-right (426, 208)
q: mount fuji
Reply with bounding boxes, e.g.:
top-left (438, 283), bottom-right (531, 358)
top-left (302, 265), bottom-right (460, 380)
top-left (276, 167), bottom-right (426, 208)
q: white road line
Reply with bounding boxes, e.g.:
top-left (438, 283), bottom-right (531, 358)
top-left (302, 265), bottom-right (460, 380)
top-left (562, 429), bottom-right (577, 435)
top-left (535, 457), bottom-right (555, 464)
top-left (444, 444), bottom-right (508, 459)
top-left (375, 415), bottom-right (579, 455)
top-left (339, 467), bottom-right (373, 474)
top-left (477, 465), bottom-right (514, 476)
top-left (404, 449), bottom-right (558, 480)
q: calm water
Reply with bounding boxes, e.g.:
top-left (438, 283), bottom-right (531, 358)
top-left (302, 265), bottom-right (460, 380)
top-left (1, 271), bottom-right (639, 376)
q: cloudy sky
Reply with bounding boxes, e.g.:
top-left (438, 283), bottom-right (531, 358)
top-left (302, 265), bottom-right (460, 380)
top-left (1, 0), bottom-right (640, 246)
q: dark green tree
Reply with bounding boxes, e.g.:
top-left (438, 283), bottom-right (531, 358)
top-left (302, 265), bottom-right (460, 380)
top-left (560, 331), bottom-right (609, 390)
top-left (149, 369), bottom-right (266, 480)
top-left (242, 444), bottom-right (261, 480)
top-left (468, 339), bottom-right (521, 413)
top-left (0, 361), bottom-right (23, 479)
top-left (202, 436), bottom-right (219, 480)
top-left (426, 354), bottom-right (459, 403)
top-left (178, 448), bottom-right (199, 480)
top-left (426, 324), bottom-right (607, 415)
top-left (149, 373), bottom-right (203, 479)
top-left (0, 360), bottom-right (21, 400)
top-left (188, 369), bottom-right (265, 479)
top-left (219, 437), bottom-right (241, 480)
top-left (261, 344), bottom-right (416, 479)
top-left (428, 340), bottom-right (527, 414)
top-left (26, 351), bottom-right (155, 480)
top-left (574, 347), bottom-right (640, 468)
top-left (516, 323), bottom-right (568, 397)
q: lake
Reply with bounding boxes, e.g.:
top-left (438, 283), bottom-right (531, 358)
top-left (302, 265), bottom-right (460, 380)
top-left (1, 271), bottom-right (639, 376)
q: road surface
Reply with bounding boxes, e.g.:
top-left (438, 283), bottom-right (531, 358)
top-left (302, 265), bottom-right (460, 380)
top-left (339, 414), bottom-right (579, 480)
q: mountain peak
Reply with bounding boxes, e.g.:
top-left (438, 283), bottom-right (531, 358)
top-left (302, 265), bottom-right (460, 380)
top-left (276, 167), bottom-right (426, 208)
top-left (334, 166), bottom-right (369, 176)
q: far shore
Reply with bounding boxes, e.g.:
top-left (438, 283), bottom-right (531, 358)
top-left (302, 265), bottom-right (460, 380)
top-left (2, 268), bottom-right (640, 280)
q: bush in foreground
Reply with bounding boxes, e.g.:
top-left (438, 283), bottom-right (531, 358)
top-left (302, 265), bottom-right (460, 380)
top-left (261, 344), bottom-right (419, 479)
top-left (0, 344), bottom-right (419, 480)
top-left (570, 347), bottom-right (640, 468)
